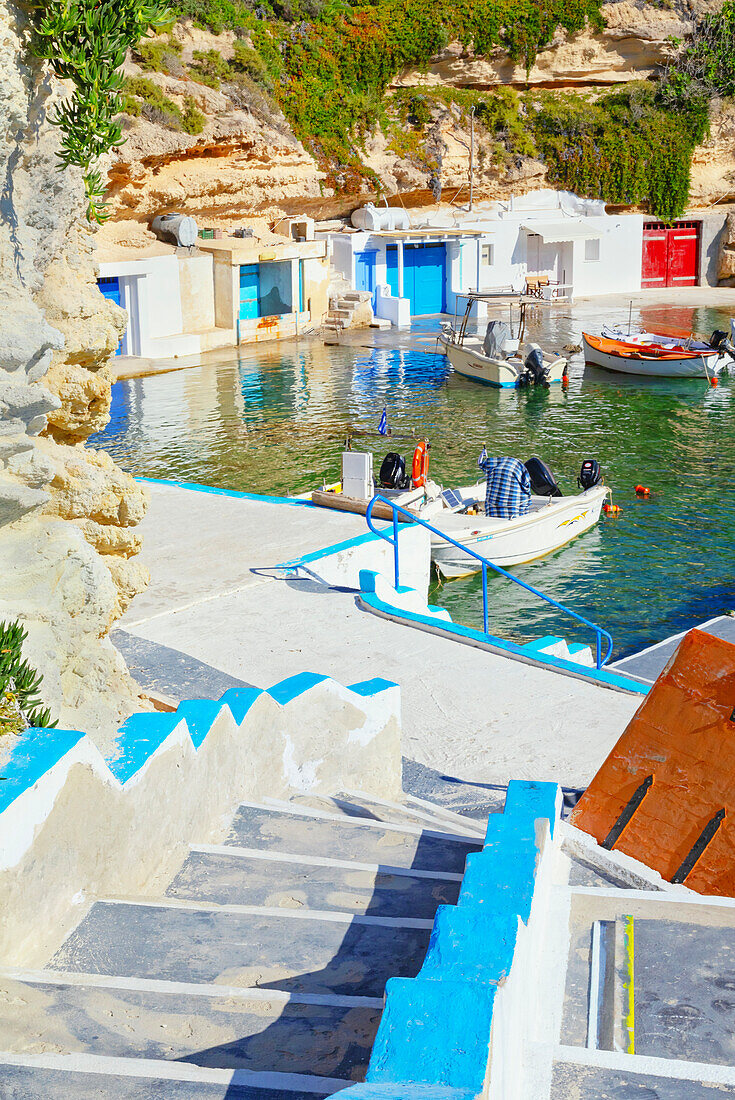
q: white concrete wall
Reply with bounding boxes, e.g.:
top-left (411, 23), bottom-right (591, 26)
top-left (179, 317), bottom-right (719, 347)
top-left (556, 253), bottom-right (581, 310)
top-left (0, 677), bottom-right (403, 966)
top-left (375, 285), bottom-right (411, 327)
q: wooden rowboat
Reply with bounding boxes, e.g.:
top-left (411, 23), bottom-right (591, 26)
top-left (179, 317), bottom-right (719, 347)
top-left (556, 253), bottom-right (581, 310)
top-left (582, 332), bottom-right (728, 379)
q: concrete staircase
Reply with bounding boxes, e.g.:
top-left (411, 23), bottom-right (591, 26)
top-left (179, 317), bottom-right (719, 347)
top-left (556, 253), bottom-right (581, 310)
top-left (323, 292), bottom-right (373, 336)
top-left (0, 790), bottom-right (483, 1098)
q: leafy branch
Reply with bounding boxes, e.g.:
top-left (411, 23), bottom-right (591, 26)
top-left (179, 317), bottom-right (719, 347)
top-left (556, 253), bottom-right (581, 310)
top-left (27, 0), bottom-right (174, 222)
top-left (0, 621), bottom-right (56, 734)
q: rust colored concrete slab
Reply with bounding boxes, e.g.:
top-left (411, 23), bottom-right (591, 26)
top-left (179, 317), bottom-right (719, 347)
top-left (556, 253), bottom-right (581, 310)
top-left (570, 629), bottom-right (735, 895)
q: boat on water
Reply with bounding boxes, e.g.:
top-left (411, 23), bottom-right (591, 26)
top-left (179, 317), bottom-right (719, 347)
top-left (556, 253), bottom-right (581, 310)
top-left (439, 292), bottom-right (567, 389)
top-left (582, 322), bottom-right (735, 379)
top-left (308, 446), bottom-right (608, 580)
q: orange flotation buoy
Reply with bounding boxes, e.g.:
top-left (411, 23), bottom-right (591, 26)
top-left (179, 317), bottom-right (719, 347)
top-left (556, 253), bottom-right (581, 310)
top-left (412, 440), bottom-right (430, 488)
top-left (635, 485), bottom-right (650, 497)
top-left (603, 502), bottom-right (622, 515)
top-left (711, 376), bottom-right (719, 387)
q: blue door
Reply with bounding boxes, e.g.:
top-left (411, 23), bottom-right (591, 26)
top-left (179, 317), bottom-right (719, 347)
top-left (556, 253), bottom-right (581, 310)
top-left (355, 250), bottom-right (377, 308)
top-left (239, 264), bottom-right (260, 320)
top-left (386, 246), bottom-right (399, 298)
top-left (405, 244), bottom-right (446, 315)
top-left (98, 277), bottom-right (123, 355)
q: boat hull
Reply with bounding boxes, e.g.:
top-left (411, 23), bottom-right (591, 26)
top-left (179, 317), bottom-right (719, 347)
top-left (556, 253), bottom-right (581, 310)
top-left (442, 338), bottom-right (566, 388)
top-left (583, 334), bottom-right (726, 378)
top-left (429, 485), bottom-right (608, 579)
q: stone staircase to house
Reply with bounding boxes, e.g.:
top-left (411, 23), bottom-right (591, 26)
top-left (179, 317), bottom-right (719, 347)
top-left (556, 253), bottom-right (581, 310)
top-left (0, 790), bottom-right (483, 1098)
top-left (323, 291), bottom-right (374, 336)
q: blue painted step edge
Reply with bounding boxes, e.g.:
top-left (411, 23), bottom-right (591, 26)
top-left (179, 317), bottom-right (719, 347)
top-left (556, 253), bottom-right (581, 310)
top-left (1, 674), bottom-right (398, 812)
top-left (359, 585), bottom-right (648, 695)
top-left (361, 780), bottom-right (561, 1094)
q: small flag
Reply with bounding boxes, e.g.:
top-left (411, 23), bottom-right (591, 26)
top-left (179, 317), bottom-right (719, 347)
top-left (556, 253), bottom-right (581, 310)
top-left (478, 445), bottom-right (488, 467)
top-left (378, 407), bottom-right (388, 436)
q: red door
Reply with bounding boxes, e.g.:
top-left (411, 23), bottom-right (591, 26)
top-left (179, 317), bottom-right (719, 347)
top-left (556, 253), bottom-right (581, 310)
top-left (642, 222), bottom-right (700, 288)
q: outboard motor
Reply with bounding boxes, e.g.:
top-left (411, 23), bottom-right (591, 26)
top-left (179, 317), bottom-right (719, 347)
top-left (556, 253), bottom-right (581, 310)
top-left (709, 329), bottom-right (735, 362)
top-left (525, 456), bottom-right (563, 497)
top-left (378, 452), bottom-right (409, 490)
top-left (578, 459), bottom-right (602, 491)
top-left (518, 344), bottom-right (549, 387)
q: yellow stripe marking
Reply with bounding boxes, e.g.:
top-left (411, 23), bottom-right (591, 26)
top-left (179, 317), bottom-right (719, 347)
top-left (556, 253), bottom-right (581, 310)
top-left (624, 914), bottom-right (635, 1054)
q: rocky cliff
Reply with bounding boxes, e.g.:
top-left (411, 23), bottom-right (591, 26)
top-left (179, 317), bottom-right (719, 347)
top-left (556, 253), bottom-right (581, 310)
top-left (0, 0), bottom-right (149, 747)
top-left (94, 0), bottom-right (734, 241)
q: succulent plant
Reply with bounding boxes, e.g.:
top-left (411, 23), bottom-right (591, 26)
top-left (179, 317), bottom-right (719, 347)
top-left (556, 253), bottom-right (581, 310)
top-left (27, 0), bottom-right (173, 221)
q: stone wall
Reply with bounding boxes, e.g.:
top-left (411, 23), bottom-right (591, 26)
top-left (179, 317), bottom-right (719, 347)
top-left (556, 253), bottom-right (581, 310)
top-left (0, 0), bottom-right (149, 740)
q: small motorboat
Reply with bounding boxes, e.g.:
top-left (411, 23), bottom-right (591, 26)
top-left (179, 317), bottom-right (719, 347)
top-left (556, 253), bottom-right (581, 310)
top-left (419, 457), bottom-right (609, 579)
top-left (582, 323), bottom-right (735, 379)
top-left (439, 292), bottom-right (567, 389)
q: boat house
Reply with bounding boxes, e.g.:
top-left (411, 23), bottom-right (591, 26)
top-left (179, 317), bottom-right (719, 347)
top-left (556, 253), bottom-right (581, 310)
top-left (322, 191), bottom-right (648, 326)
top-left (97, 218), bottom-right (329, 359)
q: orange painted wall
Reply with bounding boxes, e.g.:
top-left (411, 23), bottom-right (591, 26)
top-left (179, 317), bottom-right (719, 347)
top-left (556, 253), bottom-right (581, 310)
top-left (570, 628), bottom-right (735, 896)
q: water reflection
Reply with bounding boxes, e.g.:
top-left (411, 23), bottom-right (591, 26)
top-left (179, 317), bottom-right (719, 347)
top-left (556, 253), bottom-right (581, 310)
top-left (90, 302), bottom-right (735, 658)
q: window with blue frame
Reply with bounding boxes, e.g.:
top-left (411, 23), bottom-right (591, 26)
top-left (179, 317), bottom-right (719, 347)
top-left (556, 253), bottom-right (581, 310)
top-left (240, 261), bottom-right (293, 321)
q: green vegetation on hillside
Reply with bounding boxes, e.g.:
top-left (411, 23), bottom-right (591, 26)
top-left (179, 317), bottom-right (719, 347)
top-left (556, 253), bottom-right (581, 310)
top-left (162, 0), bottom-right (732, 217)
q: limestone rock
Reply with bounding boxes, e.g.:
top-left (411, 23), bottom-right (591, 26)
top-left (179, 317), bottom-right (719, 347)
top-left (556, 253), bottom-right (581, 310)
top-left (0, 517), bottom-right (148, 749)
top-left (0, 0), bottom-right (149, 744)
top-left (38, 438), bottom-right (149, 529)
top-left (43, 362), bottom-right (116, 442)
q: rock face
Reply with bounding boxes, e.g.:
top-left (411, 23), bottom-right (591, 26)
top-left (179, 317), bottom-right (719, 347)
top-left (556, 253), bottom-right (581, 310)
top-left (99, 2), bottom-right (735, 227)
top-left (0, 0), bottom-right (149, 745)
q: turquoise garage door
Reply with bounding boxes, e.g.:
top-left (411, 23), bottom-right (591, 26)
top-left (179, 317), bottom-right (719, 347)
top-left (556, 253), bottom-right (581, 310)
top-left (385, 244), bottom-right (446, 316)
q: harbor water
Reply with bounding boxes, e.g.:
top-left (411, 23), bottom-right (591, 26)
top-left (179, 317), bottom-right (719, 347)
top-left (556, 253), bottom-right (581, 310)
top-left (90, 301), bottom-right (735, 659)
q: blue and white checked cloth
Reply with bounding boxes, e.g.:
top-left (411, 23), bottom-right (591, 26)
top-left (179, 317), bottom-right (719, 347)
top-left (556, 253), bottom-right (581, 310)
top-left (478, 455), bottom-right (531, 519)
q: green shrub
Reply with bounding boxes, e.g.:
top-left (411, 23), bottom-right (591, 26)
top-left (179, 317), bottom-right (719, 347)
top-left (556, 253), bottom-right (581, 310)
top-left (189, 47), bottom-right (230, 87)
top-left (528, 83), bottom-right (708, 221)
top-left (230, 40), bottom-right (273, 88)
top-left (181, 95), bottom-right (208, 132)
top-left (0, 621), bottom-right (55, 735)
top-left (134, 35), bottom-right (183, 73)
top-left (27, 0), bottom-right (173, 220)
top-left (124, 75), bottom-right (186, 128)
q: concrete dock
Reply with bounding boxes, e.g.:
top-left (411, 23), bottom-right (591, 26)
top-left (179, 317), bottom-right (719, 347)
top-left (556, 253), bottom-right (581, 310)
top-left (117, 481), bottom-right (640, 790)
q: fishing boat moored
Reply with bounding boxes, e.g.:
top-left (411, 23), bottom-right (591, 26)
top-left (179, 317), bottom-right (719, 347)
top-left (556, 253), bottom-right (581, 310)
top-left (582, 323), bottom-right (735, 379)
top-left (440, 292), bottom-right (567, 388)
top-left (419, 458), bottom-right (609, 579)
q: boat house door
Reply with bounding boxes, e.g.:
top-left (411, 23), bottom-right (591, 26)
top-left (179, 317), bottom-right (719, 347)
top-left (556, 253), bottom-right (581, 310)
top-left (239, 264), bottom-right (261, 320)
top-left (355, 250), bottom-right (377, 309)
top-left (642, 221), bottom-right (700, 288)
top-left (98, 277), bottom-right (124, 355)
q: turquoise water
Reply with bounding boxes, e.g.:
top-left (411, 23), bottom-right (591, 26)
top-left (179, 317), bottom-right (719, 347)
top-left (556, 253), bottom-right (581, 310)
top-left (90, 301), bottom-right (735, 659)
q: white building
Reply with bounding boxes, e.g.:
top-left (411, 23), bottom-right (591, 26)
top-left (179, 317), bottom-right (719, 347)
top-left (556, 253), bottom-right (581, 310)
top-left (321, 191), bottom-right (645, 326)
top-left (97, 220), bottom-right (330, 359)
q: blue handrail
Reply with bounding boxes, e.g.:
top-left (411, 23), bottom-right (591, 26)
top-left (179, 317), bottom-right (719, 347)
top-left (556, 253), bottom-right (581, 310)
top-left (365, 493), bottom-right (614, 669)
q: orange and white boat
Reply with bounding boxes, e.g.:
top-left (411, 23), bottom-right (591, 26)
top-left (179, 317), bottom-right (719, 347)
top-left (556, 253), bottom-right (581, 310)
top-left (582, 325), bottom-right (734, 379)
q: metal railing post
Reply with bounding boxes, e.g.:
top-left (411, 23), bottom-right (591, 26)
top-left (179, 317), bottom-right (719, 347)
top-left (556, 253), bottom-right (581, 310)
top-left (482, 563), bottom-right (488, 636)
top-left (365, 494), bottom-right (613, 667)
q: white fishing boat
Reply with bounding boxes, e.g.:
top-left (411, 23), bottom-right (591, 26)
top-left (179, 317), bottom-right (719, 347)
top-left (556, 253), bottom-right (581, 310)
top-left (421, 477), bottom-right (609, 579)
top-left (582, 323), bottom-right (735, 379)
top-left (439, 292), bottom-right (567, 389)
